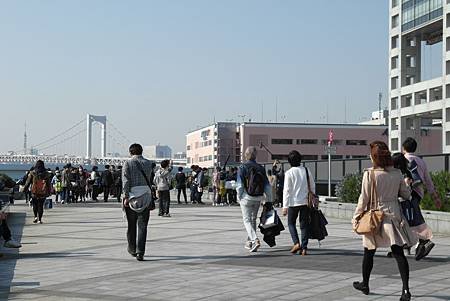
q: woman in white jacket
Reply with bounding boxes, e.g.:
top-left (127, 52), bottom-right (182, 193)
top-left (282, 150), bottom-right (315, 256)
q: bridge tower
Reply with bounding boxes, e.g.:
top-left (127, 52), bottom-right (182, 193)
top-left (86, 114), bottom-right (107, 159)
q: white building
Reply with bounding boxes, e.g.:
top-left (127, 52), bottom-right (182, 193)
top-left (389, 0), bottom-right (448, 154)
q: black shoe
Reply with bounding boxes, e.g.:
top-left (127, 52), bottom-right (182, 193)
top-left (177, 201), bottom-right (181, 204)
top-left (387, 251), bottom-right (393, 258)
top-left (128, 250), bottom-right (137, 257)
top-left (136, 254), bottom-right (144, 261)
top-left (353, 281), bottom-right (369, 295)
top-left (400, 290), bottom-right (411, 301)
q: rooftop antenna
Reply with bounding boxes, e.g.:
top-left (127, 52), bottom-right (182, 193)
top-left (261, 100), bottom-right (264, 122)
top-left (378, 92), bottom-right (383, 120)
top-left (275, 97), bottom-right (278, 123)
top-left (344, 99), bottom-right (348, 123)
top-left (23, 122), bottom-right (28, 155)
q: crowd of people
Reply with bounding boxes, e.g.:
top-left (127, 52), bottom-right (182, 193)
top-left (0, 136), bottom-right (445, 301)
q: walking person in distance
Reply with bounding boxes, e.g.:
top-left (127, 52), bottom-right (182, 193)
top-left (236, 146), bottom-right (272, 253)
top-left (24, 160), bottom-right (52, 224)
top-left (175, 167), bottom-right (187, 204)
top-left (282, 150), bottom-right (315, 256)
top-left (122, 143), bottom-right (154, 261)
top-left (154, 160), bottom-right (173, 217)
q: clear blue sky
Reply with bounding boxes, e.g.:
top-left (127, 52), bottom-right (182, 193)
top-left (0, 0), bottom-right (389, 156)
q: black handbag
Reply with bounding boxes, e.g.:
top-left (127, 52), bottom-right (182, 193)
top-left (401, 191), bottom-right (425, 227)
top-left (308, 208), bottom-right (328, 241)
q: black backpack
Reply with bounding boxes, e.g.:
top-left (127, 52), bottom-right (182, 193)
top-left (244, 164), bottom-right (265, 197)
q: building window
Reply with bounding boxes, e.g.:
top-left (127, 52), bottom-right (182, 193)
top-left (392, 14), bottom-right (399, 29)
top-left (447, 131), bottom-right (450, 145)
top-left (299, 139), bottom-right (318, 145)
top-left (346, 140), bottom-right (367, 146)
top-left (391, 138), bottom-right (399, 151)
top-left (391, 76), bottom-right (398, 89)
top-left (302, 155), bottom-right (318, 161)
top-left (186, 145), bottom-right (191, 151)
top-left (392, 0), bottom-right (398, 8)
top-left (391, 56), bottom-right (399, 69)
top-left (271, 139), bottom-right (293, 145)
top-left (272, 154), bottom-right (289, 160)
top-left (391, 35), bottom-right (399, 49)
top-left (352, 155), bottom-right (368, 159)
top-left (391, 97), bottom-right (398, 109)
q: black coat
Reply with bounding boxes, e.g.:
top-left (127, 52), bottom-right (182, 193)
top-left (258, 203), bottom-right (285, 247)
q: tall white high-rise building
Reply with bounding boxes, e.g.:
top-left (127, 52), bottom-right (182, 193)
top-left (389, 0), bottom-right (448, 154)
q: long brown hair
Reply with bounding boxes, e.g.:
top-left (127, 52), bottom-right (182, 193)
top-left (370, 141), bottom-right (393, 169)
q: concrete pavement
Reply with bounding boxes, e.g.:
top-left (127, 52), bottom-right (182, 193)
top-left (1, 200), bottom-right (450, 301)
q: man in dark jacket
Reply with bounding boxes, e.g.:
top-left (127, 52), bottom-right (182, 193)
top-left (102, 165), bottom-right (114, 202)
top-left (175, 167), bottom-right (187, 204)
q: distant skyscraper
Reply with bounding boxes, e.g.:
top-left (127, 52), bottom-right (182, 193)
top-left (143, 144), bottom-right (172, 159)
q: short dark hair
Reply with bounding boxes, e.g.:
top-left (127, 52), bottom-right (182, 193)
top-left (129, 143), bottom-right (143, 155)
top-left (402, 137), bottom-right (417, 153)
top-left (267, 169), bottom-right (272, 176)
top-left (104, 165), bottom-right (110, 169)
top-left (288, 150), bottom-right (302, 167)
top-left (178, 166), bottom-right (183, 172)
top-left (160, 160), bottom-right (170, 168)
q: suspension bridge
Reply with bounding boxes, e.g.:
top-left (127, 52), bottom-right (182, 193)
top-left (0, 114), bottom-right (177, 167)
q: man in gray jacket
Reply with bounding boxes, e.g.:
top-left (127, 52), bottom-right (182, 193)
top-left (122, 143), bottom-right (153, 261)
top-left (154, 160), bottom-right (173, 217)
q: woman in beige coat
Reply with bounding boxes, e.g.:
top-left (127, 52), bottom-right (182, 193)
top-left (352, 141), bottom-right (417, 301)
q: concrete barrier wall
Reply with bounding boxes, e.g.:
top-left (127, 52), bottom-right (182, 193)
top-left (319, 197), bottom-right (450, 234)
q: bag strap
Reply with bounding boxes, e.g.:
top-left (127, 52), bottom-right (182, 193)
top-left (305, 167), bottom-right (313, 195)
top-left (369, 170), bottom-right (378, 210)
top-left (136, 161), bottom-right (152, 190)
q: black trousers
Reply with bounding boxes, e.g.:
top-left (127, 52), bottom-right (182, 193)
top-left (125, 206), bottom-right (150, 255)
top-left (0, 220), bottom-right (12, 241)
top-left (158, 190), bottom-right (170, 215)
top-left (177, 187), bottom-right (187, 203)
top-left (116, 185), bottom-right (122, 202)
top-left (32, 198), bottom-right (45, 221)
top-left (103, 186), bottom-right (111, 202)
top-left (92, 185), bottom-right (100, 200)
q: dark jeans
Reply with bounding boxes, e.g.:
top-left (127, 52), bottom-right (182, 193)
top-left (158, 190), bottom-right (170, 215)
top-left (288, 205), bottom-right (310, 249)
top-left (125, 206), bottom-right (150, 256)
top-left (177, 187), bottom-right (187, 203)
top-left (0, 220), bottom-right (12, 241)
top-left (32, 198), bottom-right (46, 221)
top-left (190, 187), bottom-right (197, 203)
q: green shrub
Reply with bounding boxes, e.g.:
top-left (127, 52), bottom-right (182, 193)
top-left (335, 173), bottom-right (362, 204)
top-left (421, 171), bottom-right (450, 212)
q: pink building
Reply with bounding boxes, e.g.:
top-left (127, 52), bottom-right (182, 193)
top-left (186, 122), bottom-right (442, 168)
top-left (240, 123), bottom-right (389, 163)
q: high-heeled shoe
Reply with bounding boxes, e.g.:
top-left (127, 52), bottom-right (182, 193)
top-left (353, 281), bottom-right (369, 295)
top-left (399, 290), bottom-right (411, 301)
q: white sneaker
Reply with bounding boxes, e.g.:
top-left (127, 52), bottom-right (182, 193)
top-left (250, 239), bottom-right (261, 253)
top-left (244, 241), bottom-right (252, 250)
top-left (4, 239), bottom-right (22, 248)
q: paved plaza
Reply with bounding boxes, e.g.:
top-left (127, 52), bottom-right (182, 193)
top-left (1, 198), bottom-right (450, 301)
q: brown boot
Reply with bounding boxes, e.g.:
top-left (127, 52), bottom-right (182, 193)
top-left (290, 243), bottom-right (301, 254)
